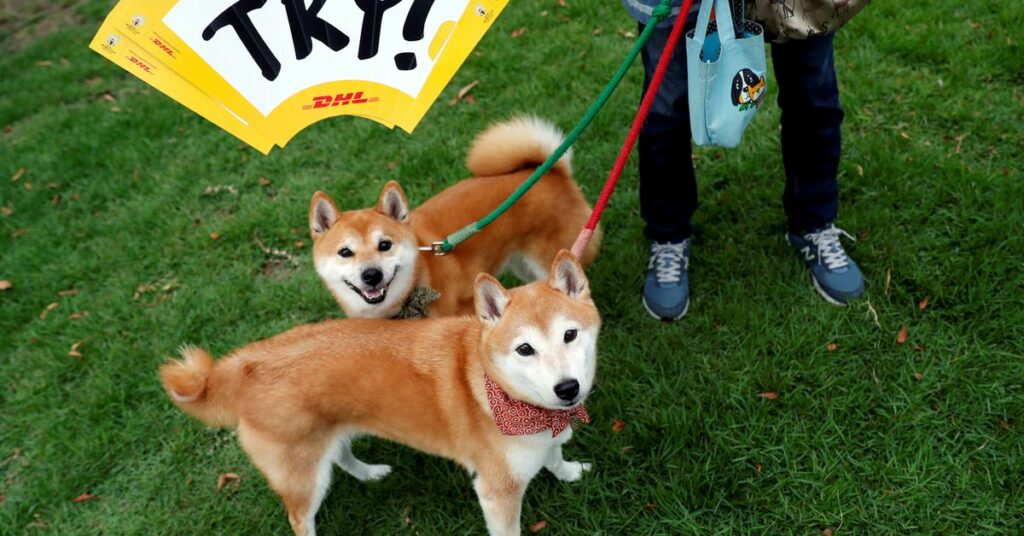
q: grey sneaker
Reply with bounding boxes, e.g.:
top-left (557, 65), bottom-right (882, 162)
top-left (642, 240), bottom-right (690, 320)
top-left (787, 224), bottom-right (864, 305)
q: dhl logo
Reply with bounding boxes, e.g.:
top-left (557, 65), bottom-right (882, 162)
top-left (151, 37), bottom-right (175, 58)
top-left (128, 56), bottom-right (153, 74)
top-left (302, 92), bottom-right (378, 110)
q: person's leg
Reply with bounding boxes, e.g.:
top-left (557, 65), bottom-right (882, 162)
top-left (772, 35), bottom-right (842, 234)
top-left (773, 35), bottom-right (863, 304)
top-left (637, 18), bottom-right (697, 320)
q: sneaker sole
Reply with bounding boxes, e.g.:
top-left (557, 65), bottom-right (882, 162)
top-left (642, 295), bottom-right (690, 321)
top-left (811, 275), bottom-right (848, 306)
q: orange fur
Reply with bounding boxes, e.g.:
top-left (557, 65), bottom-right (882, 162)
top-left (310, 116), bottom-right (600, 319)
top-left (161, 252), bottom-right (601, 535)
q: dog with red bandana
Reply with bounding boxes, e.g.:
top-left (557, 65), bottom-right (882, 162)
top-left (160, 250), bottom-right (599, 536)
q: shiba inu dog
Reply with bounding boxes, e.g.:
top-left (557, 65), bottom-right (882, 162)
top-left (161, 251), bottom-right (599, 536)
top-left (309, 116), bottom-right (600, 319)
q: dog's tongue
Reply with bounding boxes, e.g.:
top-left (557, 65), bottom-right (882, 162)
top-left (364, 288), bottom-right (385, 299)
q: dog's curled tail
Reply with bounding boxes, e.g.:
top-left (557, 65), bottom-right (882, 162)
top-left (160, 345), bottom-right (240, 427)
top-left (466, 116), bottom-right (572, 178)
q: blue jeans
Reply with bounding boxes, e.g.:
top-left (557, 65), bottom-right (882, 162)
top-left (638, 18), bottom-right (844, 242)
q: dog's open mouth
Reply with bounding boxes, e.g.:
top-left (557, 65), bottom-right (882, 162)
top-left (344, 269), bottom-right (398, 305)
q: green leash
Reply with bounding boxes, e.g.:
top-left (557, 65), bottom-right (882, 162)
top-left (425, 0), bottom-right (674, 255)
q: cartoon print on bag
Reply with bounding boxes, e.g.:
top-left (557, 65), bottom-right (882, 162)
top-left (732, 68), bottom-right (766, 111)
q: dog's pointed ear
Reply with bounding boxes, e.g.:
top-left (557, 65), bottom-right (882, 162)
top-left (474, 273), bottom-right (510, 325)
top-left (548, 250), bottom-right (590, 301)
top-left (310, 192), bottom-right (340, 239)
top-left (376, 181), bottom-right (409, 223)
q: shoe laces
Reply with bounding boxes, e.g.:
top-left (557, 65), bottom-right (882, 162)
top-left (648, 241), bottom-right (688, 284)
top-left (806, 225), bottom-right (855, 270)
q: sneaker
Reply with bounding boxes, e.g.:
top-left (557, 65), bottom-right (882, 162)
top-left (787, 224), bottom-right (864, 305)
top-left (642, 240), bottom-right (690, 320)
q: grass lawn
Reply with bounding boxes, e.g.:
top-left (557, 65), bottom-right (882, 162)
top-left (2, 0), bottom-right (1023, 533)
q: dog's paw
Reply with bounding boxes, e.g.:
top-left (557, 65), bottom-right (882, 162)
top-left (554, 461), bottom-right (592, 482)
top-left (357, 464), bottom-right (393, 482)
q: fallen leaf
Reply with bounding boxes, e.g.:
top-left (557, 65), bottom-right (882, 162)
top-left (528, 520), bottom-right (547, 532)
top-left (12, 228), bottom-right (26, 238)
top-left (918, 296), bottom-right (929, 310)
top-left (386, 161), bottom-right (398, 170)
top-left (11, 168), bottom-right (25, 182)
top-left (0, 280), bottom-right (11, 291)
top-left (1, 207), bottom-right (11, 216)
top-left (825, 342), bottom-right (838, 352)
top-left (462, 94), bottom-right (476, 104)
top-left (110, 106), bottom-right (121, 112)
top-left (611, 418), bottom-right (625, 433)
top-left (36, 60), bottom-right (53, 67)
top-left (884, 268), bottom-right (892, 296)
top-left (913, 372), bottom-right (923, 382)
top-left (294, 241), bottom-right (305, 249)
top-left (912, 345), bottom-right (926, 352)
top-left (822, 529), bottom-right (833, 536)
top-left (999, 420), bottom-right (1011, 430)
top-left (258, 177), bottom-right (270, 186)
top-left (69, 341), bottom-right (83, 359)
top-left (643, 502), bottom-right (657, 512)
top-left (23, 182), bottom-right (32, 190)
top-left (217, 472), bottom-right (241, 492)
top-left (84, 77), bottom-right (102, 86)
top-left (540, 10), bottom-right (548, 16)
top-left (450, 80), bottom-right (479, 105)
top-left (896, 326), bottom-right (908, 345)
top-left (102, 92), bottom-right (116, 102)
top-left (39, 302), bottom-right (59, 320)
top-left (558, 0), bottom-right (566, 6)
top-left (754, 463), bottom-right (762, 473)
top-left (71, 493), bottom-right (98, 503)
top-left (900, 131), bottom-right (911, 140)
top-left (47, 182), bottom-right (58, 189)
top-left (69, 311), bottom-right (88, 321)
top-left (511, 27), bottom-right (526, 38)
top-left (757, 392), bottom-right (779, 400)
top-left (209, 232), bottom-right (220, 240)
top-left (58, 288), bottom-right (79, 297)
top-left (856, 164), bottom-right (864, 176)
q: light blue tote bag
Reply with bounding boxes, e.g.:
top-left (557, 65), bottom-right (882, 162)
top-left (686, 0), bottom-right (768, 148)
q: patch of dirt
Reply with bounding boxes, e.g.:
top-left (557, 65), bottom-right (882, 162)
top-left (1, 0), bottom-right (87, 52)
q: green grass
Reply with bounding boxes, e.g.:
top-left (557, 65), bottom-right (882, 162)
top-left (2, 0), bottom-right (1023, 533)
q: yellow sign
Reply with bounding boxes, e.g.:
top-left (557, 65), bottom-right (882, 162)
top-left (90, 0), bottom-right (508, 153)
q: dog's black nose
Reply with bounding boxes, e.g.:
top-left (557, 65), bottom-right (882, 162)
top-left (361, 268), bottom-right (384, 287)
top-left (553, 379), bottom-right (580, 401)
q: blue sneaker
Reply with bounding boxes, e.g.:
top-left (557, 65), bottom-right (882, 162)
top-left (787, 224), bottom-right (864, 305)
top-left (642, 240), bottom-right (690, 320)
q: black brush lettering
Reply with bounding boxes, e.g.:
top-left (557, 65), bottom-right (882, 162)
top-left (203, 0), bottom-right (281, 81)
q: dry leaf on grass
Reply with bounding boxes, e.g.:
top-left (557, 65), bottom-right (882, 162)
top-left (450, 80), bottom-right (479, 105)
top-left (217, 472), bottom-right (241, 492)
top-left (511, 27), bottom-right (526, 38)
top-left (58, 288), bottom-right (78, 297)
top-left (69, 342), bottom-right (83, 359)
top-left (825, 342), bottom-right (838, 352)
top-left (913, 372), bottom-right (923, 382)
top-left (258, 177), bottom-right (270, 186)
top-left (39, 302), bottom-right (58, 320)
top-left (884, 268), bottom-right (892, 295)
top-left (912, 345), bottom-right (926, 352)
top-left (611, 418), bottom-right (625, 433)
top-left (999, 420), bottom-right (1011, 431)
top-left (71, 493), bottom-right (98, 503)
top-left (209, 232), bottom-right (220, 240)
top-left (69, 312), bottom-right (88, 321)
top-left (528, 520), bottom-right (547, 532)
top-left (1, 207), bottom-right (11, 216)
top-left (643, 502), bottom-right (657, 512)
top-left (11, 168), bottom-right (25, 182)
top-left (757, 392), bottom-right (779, 400)
top-left (855, 164), bottom-right (864, 176)
top-left (822, 528), bottom-right (833, 536)
top-left (558, 0), bottom-right (566, 6)
top-left (918, 296), bottom-right (930, 310)
top-left (0, 280), bottom-right (11, 291)
top-left (294, 241), bottom-right (305, 249)
top-left (897, 326), bottom-right (908, 344)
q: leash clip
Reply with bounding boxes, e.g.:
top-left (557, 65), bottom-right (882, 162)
top-left (418, 242), bottom-right (448, 256)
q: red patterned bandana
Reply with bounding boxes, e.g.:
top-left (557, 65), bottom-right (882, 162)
top-left (484, 375), bottom-right (590, 437)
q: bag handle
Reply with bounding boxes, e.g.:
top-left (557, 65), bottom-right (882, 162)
top-left (693, 0), bottom-right (739, 47)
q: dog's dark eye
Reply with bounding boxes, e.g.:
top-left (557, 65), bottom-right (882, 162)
top-left (564, 329), bottom-right (577, 343)
top-left (515, 343), bottom-right (535, 357)
top-left (378, 240), bottom-right (392, 252)
top-left (338, 248), bottom-right (354, 258)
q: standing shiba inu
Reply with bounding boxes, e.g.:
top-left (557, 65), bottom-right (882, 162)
top-left (309, 116), bottom-right (600, 319)
top-left (161, 251), bottom-right (599, 536)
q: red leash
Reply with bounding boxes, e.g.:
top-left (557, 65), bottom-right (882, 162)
top-left (571, 0), bottom-right (695, 258)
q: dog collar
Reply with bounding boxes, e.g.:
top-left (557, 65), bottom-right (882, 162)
top-left (392, 287), bottom-right (441, 320)
top-left (484, 375), bottom-right (590, 437)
